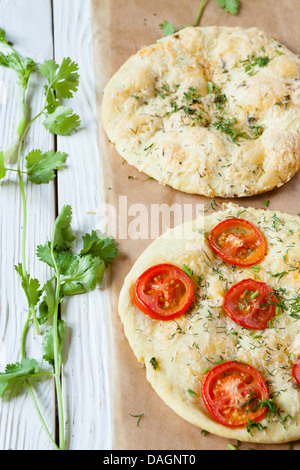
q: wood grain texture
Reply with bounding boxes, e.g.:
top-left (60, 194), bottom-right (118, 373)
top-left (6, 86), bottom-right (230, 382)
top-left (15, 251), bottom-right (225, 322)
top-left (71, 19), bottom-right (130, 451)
top-left (52, 0), bottom-right (111, 450)
top-left (0, 0), bottom-right (110, 450)
top-left (0, 0), bottom-right (56, 450)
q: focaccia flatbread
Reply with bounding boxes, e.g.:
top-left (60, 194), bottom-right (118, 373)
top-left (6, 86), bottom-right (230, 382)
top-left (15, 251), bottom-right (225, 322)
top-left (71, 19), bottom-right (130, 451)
top-left (102, 26), bottom-right (300, 197)
top-left (118, 204), bottom-right (300, 443)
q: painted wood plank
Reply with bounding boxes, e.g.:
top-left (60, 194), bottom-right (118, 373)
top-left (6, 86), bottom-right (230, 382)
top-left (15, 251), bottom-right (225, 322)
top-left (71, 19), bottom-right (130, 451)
top-left (52, 0), bottom-right (111, 450)
top-left (0, 0), bottom-right (56, 450)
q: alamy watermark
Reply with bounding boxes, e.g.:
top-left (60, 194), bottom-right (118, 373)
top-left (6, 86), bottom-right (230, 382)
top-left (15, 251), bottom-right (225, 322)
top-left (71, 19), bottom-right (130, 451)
top-left (94, 196), bottom-right (205, 244)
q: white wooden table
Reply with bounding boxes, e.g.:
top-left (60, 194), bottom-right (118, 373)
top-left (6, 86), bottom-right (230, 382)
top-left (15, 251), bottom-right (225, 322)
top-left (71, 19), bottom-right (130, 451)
top-left (0, 0), bottom-right (110, 450)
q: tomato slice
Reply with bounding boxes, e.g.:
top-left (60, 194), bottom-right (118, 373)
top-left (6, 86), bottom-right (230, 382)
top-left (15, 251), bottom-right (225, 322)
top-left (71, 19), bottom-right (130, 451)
top-left (292, 357), bottom-right (300, 386)
top-left (223, 278), bottom-right (277, 330)
top-left (133, 263), bottom-right (194, 320)
top-left (209, 218), bottom-right (266, 266)
top-left (201, 361), bottom-right (269, 428)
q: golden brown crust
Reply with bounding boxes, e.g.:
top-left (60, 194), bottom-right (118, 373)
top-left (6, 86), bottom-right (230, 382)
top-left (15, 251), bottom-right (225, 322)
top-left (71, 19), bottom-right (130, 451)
top-left (118, 205), bottom-right (300, 443)
top-left (102, 26), bottom-right (300, 197)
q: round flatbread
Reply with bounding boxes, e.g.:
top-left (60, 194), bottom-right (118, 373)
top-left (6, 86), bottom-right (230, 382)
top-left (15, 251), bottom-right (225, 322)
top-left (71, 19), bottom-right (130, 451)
top-left (102, 26), bottom-right (300, 198)
top-left (118, 204), bottom-right (300, 443)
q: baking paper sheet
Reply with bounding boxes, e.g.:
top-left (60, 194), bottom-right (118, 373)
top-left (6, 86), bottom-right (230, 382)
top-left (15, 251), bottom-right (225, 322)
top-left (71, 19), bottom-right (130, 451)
top-left (90, 0), bottom-right (300, 450)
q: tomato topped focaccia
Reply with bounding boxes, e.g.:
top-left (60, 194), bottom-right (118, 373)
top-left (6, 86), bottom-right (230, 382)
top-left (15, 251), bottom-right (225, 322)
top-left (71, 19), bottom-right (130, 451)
top-left (102, 26), bottom-right (300, 198)
top-left (119, 204), bottom-right (300, 443)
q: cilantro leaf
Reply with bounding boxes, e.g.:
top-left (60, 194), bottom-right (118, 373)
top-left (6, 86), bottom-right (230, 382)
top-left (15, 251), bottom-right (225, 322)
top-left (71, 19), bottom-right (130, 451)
top-left (80, 230), bottom-right (119, 266)
top-left (215, 0), bottom-right (240, 15)
top-left (37, 248), bottom-right (106, 297)
top-left (38, 279), bottom-right (56, 325)
top-left (0, 28), bottom-right (36, 88)
top-left (159, 21), bottom-right (175, 37)
top-left (0, 151), bottom-right (7, 180)
top-left (52, 204), bottom-right (76, 251)
top-left (38, 56), bottom-right (81, 133)
top-left (42, 320), bottom-right (65, 367)
top-left (50, 57), bottom-right (79, 99)
top-left (37, 244), bottom-right (77, 273)
top-left (37, 205), bottom-right (75, 264)
top-left (36, 242), bottom-right (54, 268)
top-left (15, 263), bottom-right (41, 308)
top-left (39, 58), bottom-right (79, 101)
top-left (25, 149), bottom-right (68, 184)
top-left (61, 254), bottom-right (105, 291)
top-left (55, 249), bottom-right (77, 275)
top-left (0, 358), bottom-right (40, 396)
top-left (0, 28), bottom-right (6, 42)
top-left (43, 105), bottom-right (81, 136)
top-left (39, 58), bottom-right (80, 118)
top-left (59, 281), bottom-right (86, 297)
top-left (0, 50), bottom-right (36, 88)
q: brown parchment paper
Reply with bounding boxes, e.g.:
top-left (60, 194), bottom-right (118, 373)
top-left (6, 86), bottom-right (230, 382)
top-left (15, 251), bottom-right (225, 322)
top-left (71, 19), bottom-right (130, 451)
top-left (90, 0), bottom-right (300, 450)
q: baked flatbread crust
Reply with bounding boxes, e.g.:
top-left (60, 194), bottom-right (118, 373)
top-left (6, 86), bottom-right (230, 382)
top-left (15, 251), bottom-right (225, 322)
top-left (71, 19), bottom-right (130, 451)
top-left (102, 26), bottom-right (300, 198)
top-left (118, 204), bottom-right (300, 443)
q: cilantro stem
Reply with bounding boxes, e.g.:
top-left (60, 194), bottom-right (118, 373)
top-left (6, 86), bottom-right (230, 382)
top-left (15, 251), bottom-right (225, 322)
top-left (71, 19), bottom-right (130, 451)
top-left (52, 287), bottom-right (65, 450)
top-left (50, 218), bottom-right (65, 451)
top-left (16, 103), bottom-right (66, 450)
top-left (194, 0), bottom-right (207, 26)
top-left (16, 112), bottom-right (61, 450)
top-left (20, 309), bottom-right (58, 450)
top-left (20, 311), bottom-right (32, 359)
top-left (15, 83), bottom-right (64, 449)
top-left (4, 167), bottom-right (27, 174)
top-left (25, 380), bottom-right (59, 450)
top-left (16, 111), bottom-right (44, 336)
top-left (1, 38), bottom-right (36, 164)
top-left (0, 43), bottom-right (85, 450)
top-left (17, 86), bottom-right (28, 140)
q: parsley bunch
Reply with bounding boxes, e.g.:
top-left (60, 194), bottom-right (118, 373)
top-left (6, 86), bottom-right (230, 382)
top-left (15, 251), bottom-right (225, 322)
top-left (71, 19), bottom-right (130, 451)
top-left (0, 30), bottom-right (118, 450)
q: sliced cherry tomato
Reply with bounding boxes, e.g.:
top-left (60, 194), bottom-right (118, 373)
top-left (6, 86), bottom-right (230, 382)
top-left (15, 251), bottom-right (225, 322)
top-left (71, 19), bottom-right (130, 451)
top-left (133, 263), bottom-right (194, 320)
top-left (292, 357), bottom-right (300, 386)
top-left (223, 278), bottom-right (277, 330)
top-left (201, 361), bottom-right (269, 428)
top-left (209, 218), bottom-right (266, 266)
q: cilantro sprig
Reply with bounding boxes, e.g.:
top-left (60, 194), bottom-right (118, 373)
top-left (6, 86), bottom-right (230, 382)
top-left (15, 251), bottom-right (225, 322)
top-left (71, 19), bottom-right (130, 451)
top-left (0, 29), bottom-right (118, 450)
top-left (36, 205), bottom-right (118, 319)
top-left (36, 205), bottom-right (117, 448)
top-left (39, 57), bottom-right (80, 134)
top-left (0, 33), bottom-right (80, 163)
top-left (0, 28), bottom-right (37, 163)
top-left (159, 0), bottom-right (240, 36)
